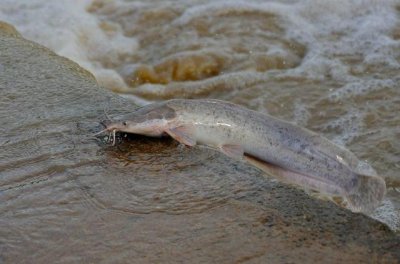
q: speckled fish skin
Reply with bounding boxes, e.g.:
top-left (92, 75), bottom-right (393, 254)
top-left (166, 100), bottom-right (358, 190)
top-left (105, 99), bottom-right (386, 213)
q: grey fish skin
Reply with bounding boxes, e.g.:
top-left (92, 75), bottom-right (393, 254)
top-left (102, 99), bottom-right (386, 213)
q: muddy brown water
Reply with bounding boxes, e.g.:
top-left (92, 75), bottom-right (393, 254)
top-left (1, 23), bottom-right (400, 263)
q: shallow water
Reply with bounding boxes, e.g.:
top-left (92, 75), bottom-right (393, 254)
top-left (3, 0), bottom-right (398, 228)
top-left (4, 31), bottom-right (399, 263)
top-left (1, 0), bottom-right (400, 261)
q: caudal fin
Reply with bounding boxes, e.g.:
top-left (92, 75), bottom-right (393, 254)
top-left (345, 174), bottom-right (386, 213)
top-left (244, 154), bottom-right (386, 213)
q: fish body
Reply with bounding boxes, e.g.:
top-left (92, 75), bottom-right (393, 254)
top-left (102, 99), bottom-right (386, 213)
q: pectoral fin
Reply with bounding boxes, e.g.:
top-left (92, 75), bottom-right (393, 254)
top-left (166, 125), bottom-right (196, 146)
top-left (220, 144), bottom-right (244, 160)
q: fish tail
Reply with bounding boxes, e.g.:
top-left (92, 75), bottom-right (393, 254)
top-left (344, 174), bottom-right (386, 213)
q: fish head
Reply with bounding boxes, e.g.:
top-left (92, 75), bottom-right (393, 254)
top-left (104, 102), bottom-right (177, 137)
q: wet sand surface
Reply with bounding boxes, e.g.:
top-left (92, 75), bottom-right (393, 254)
top-left (1, 23), bottom-right (399, 263)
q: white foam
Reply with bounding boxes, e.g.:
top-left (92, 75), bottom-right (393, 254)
top-left (321, 107), bottom-right (364, 145)
top-left (372, 198), bottom-right (400, 231)
top-left (2, 0), bottom-right (399, 96)
top-left (328, 79), bottom-right (397, 101)
top-left (282, 0), bottom-right (400, 81)
top-left (293, 99), bottom-right (311, 126)
top-left (129, 71), bottom-right (269, 99)
top-left (173, 1), bottom-right (288, 26)
top-left (0, 0), bottom-right (138, 89)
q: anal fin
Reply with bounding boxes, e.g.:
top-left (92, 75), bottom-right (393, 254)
top-left (244, 154), bottom-right (344, 197)
top-left (220, 144), bottom-right (244, 160)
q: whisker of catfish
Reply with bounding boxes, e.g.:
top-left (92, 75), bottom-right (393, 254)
top-left (93, 128), bottom-right (109, 136)
top-left (112, 129), bottom-right (116, 146)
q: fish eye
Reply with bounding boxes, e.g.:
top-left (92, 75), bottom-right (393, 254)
top-left (122, 121), bottom-right (127, 126)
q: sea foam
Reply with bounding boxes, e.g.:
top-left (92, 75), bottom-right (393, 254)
top-left (2, 0), bottom-right (399, 96)
top-left (0, 0), bottom-right (137, 91)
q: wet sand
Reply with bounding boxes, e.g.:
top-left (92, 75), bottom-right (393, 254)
top-left (0, 23), bottom-right (399, 263)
